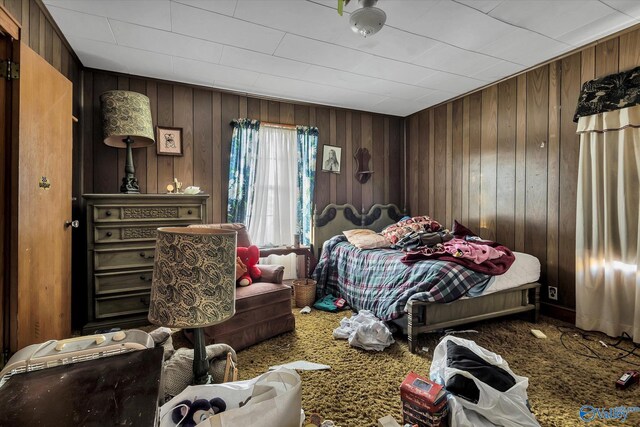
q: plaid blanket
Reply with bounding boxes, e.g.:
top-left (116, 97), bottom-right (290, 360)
top-left (312, 235), bottom-right (492, 321)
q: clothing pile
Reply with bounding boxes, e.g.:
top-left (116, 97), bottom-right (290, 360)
top-left (333, 310), bottom-right (394, 351)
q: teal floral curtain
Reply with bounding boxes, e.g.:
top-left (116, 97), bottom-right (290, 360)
top-left (296, 126), bottom-right (318, 245)
top-left (227, 119), bottom-right (260, 224)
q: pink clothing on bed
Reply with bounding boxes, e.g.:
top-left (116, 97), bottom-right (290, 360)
top-left (448, 239), bottom-right (505, 264)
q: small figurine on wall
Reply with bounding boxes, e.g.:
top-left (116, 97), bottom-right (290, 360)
top-left (354, 148), bottom-right (374, 184)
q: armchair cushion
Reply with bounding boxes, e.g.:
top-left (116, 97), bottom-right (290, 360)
top-left (257, 264), bottom-right (284, 284)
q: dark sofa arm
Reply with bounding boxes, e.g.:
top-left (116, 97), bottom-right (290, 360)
top-left (257, 264), bottom-right (284, 284)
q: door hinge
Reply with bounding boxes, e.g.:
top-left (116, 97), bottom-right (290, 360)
top-left (0, 59), bottom-right (19, 80)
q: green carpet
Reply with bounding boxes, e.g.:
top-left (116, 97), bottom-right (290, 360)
top-left (175, 309), bottom-right (640, 427)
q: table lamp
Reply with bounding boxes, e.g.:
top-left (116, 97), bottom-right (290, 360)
top-left (100, 90), bottom-right (155, 193)
top-left (148, 227), bottom-right (237, 385)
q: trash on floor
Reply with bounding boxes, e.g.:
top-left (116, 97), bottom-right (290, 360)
top-left (269, 360), bottom-right (331, 371)
top-left (333, 310), bottom-right (394, 351)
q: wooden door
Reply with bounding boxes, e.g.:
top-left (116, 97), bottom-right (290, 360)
top-left (0, 29), bottom-right (11, 361)
top-left (12, 42), bottom-right (72, 351)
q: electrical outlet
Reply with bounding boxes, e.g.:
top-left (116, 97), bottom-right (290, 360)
top-left (548, 286), bottom-right (558, 301)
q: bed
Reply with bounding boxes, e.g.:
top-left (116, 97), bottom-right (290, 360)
top-left (312, 203), bottom-right (541, 353)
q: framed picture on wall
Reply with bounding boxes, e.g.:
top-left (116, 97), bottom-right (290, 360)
top-left (322, 144), bottom-right (341, 173)
top-left (156, 126), bottom-right (183, 156)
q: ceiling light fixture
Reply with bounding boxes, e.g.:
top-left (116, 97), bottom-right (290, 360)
top-left (349, 0), bottom-right (386, 38)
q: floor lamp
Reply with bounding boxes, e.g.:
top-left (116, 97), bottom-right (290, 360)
top-left (148, 227), bottom-right (237, 385)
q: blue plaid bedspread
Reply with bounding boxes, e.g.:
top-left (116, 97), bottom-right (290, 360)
top-left (312, 235), bottom-right (492, 321)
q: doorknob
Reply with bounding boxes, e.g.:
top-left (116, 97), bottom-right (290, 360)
top-left (65, 220), bottom-right (79, 228)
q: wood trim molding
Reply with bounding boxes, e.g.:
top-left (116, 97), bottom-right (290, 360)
top-left (0, 5), bottom-right (20, 40)
top-left (540, 302), bottom-right (576, 324)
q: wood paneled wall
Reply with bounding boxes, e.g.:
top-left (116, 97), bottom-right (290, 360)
top-left (406, 28), bottom-right (640, 314)
top-left (81, 69), bottom-right (405, 223)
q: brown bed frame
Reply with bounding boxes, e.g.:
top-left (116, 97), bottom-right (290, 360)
top-left (312, 203), bottom-right (540, 353)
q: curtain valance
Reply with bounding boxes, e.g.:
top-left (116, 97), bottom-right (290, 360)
top-left (577, 104), bottom-right (640, 134)
top-left (573, 65), bottom-right (640, 122)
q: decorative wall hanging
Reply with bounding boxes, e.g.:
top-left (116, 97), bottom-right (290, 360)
top-left (156, 126), bottom-right (183, 156)
top-left (354, 147), bottom-right (373, 183)
top-left (322, 144), bottom-right (341, 173)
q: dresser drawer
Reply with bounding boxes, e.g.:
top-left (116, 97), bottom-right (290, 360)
top-left (95, 291), bottom-right (151, 319)
top-left (93, 204), bottom-right (203, 223)
top-left (94, 247), bottom-right (156, 271)
top-left (95, 270), bottom-right (153, 295)
top-left (94, 225), bottom-right (160, 244)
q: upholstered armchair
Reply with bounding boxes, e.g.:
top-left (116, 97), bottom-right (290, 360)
top-left (183, 223), bottom-right (295, 351)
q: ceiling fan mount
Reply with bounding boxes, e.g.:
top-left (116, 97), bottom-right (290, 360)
top-left (339, 0), bottom-right (387, 38)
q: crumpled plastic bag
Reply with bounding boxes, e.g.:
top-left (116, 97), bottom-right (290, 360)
top-left (333, 310), bottom-right (394, 351)
top-left (429, 336), bottom-right (539, 427)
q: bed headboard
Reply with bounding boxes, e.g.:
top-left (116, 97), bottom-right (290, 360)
top-left (312, 203), bottom-right (405, 258)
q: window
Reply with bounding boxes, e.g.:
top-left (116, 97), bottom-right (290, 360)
top-left (227, 120), bottom-right (317, 248)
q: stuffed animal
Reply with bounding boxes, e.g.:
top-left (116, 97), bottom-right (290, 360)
top-left (236, 245), bottom-right (261, 286)
top-left (171, 397), bottom-right (226, 427)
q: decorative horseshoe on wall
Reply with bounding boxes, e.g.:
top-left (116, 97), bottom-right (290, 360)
top-left (354, 147), bottom-right (374, 184)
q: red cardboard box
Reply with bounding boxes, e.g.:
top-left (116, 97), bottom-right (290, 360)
top-left (400, 371), bottom-right (449, 427)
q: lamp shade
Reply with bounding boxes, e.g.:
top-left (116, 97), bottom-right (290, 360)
top-left (148, 227), bottom-right (237, 328)
top-left (100, 90), bottom-right (155, 148)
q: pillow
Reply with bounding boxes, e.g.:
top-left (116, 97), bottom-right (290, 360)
top-left (381, 216), bottom-right (443, 245)
top-left (343, 229), bottom-right (391, 249)
top-left (452, 220), bottom-right (478, 238)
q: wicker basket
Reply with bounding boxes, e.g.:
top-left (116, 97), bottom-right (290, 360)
top-left (292, 279), bottom-right (317, 308)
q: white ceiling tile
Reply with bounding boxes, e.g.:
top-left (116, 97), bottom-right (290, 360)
top-left (470, 60), bottom-right (525, 83)
top-left (351, 55), bottom-right (438, 85)
top-left (417, 70), bottom-right (483, 93)
top-left (220, 46), bottom-right (311, 77)
top-left (46, 6), bottom-right (115, 44)
top-left (44, 0), bottom-right (172, 30)
top-left (110, 20), bottom-right (223, 64)
top-left (302, 65), bottom-right (435, 100)
top-left (385, 0), bottom-right (515, 51)
top-left (67, 36), bottom-right (175, 81)
top-left (412, 42), bottom-right (507, 76)
top-left (477, 28), bottom-right (569, 66)
top-left (172, 0), bottom-right (238, 16)
top-left (171, 1), bottom-right (285, 54)
top-left (371, 97), bottom-right (429, 117)
top-left (340, 26), bottom-right (441, 63)
top-left (274, 34), bottom-right (370, 72)
top-left (602, 0), bottom-right (640, 18)
top-left (414, 90), bottom-right (458, 107)
top-left (172, 57), bottom-right (261, 89)
top-left (556, 13), bottom-right (636, 46)
top-left (489, 1), bottom-right (618, 39)
top-left (456, 0), bottom-right (504, 14)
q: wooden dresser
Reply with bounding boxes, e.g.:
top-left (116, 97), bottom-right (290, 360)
top-left (82, 194), bottom-right (209, 333)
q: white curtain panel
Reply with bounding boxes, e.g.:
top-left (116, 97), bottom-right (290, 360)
top-left (248, 126), bottom-right (298, 247)
top-left (576, 105), bottom-right (640, 342)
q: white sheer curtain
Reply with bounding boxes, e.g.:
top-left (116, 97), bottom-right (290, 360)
top-left (576, 105), bottom-right (640, 343)
top-left (248, 125), bottom-right (298, 247)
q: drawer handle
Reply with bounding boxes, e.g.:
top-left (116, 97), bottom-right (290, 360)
top-left (139, 252), bottom-right (154, 259)
top-left (105, 210), bottom-right (112, 217)
top-left (106, 231), bottom-right (113, 237)
top-left (140, 297), bottom-right (150, 307)
top-left (139, 275), bottom-right (152, 282)
top-left (188, 209), bottom-right (193, 214)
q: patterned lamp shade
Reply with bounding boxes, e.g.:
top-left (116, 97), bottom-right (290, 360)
top-left (148, 227), bottom-right (237, 328)
top-left (100, 90), bottom-right (155, 148)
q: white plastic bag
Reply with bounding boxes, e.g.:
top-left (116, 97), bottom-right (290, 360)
top-left (160, 367), bottom-right (304, 427)
top-left (333, 310), bottom-right (394, 351)
top-left (429, 336), bottom-right (539, 427)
